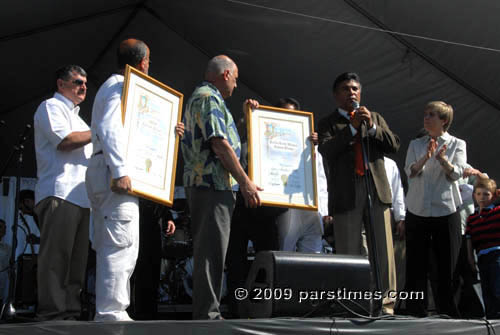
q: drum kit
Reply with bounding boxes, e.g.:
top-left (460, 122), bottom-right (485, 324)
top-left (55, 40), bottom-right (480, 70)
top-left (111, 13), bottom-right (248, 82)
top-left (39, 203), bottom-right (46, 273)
top-left (159, 206), bottom-right (227, 305)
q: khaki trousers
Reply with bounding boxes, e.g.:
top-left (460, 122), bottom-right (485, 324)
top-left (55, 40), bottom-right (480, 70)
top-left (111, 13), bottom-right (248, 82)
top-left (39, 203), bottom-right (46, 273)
top-left (382, 208), bottom-right (397, 313)
top-left (334, 176), bottom-right (391, 314)
top-left (35, 196), bottom-right (89, 319)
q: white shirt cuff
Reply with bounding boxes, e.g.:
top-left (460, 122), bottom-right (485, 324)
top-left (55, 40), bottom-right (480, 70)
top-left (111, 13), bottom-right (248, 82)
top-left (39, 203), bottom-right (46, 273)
top-left (368, 123), bottom-right (377, 136)
top-left (110, 165), bottom-right (128, 179)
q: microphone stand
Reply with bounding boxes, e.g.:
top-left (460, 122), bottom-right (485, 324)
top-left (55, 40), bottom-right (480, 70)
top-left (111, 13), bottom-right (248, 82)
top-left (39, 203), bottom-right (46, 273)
top-left (19, 213), bottom-right (37, 259)
top-left (0, 124), bottom-right (32, 320)
top-left (359, 121), bottom-right (382, 317)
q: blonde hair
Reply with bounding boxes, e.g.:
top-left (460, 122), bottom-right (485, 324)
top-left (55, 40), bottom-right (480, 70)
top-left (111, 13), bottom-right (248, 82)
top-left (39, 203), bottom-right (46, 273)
top-left (425, 101), bottom-right (454, 132)
top-left (474, 178), bottom-right (497, 195)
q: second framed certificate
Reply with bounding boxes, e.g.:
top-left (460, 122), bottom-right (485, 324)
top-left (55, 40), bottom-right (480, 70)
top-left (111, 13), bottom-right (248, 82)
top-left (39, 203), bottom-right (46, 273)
top-left (247, 105), bottom-right (317, 210)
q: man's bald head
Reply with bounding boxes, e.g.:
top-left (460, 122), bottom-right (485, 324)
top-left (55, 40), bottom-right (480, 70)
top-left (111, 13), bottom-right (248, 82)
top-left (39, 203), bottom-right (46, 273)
top-left (205, 55), bottom-right (236, 81)
top-left (117, 38), bottom-right (150, 74)
top-left (204, 55), bottom-right (238, 99)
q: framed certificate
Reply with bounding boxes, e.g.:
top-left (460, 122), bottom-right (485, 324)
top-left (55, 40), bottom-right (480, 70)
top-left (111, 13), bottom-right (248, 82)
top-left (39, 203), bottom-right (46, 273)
top-left (247, 105), bottom-right (318, 210)
top-left (121, 65), bottom-right (183, 206)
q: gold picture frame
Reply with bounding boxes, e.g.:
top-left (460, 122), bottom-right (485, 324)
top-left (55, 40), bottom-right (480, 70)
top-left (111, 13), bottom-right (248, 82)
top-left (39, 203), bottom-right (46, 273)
top-left (247, 104), bottom-right (318, 210)
top-left (121, 65), bottom-right (183, 206)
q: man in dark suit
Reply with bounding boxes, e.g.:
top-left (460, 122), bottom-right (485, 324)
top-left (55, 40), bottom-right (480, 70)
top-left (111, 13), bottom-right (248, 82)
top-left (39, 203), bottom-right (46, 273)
top-left (318, 72), bottom-right (400, 314)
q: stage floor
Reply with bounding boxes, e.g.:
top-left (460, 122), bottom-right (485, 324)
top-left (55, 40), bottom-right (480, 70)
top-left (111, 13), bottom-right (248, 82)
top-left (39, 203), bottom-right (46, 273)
top-left (0, 316), bottom-right (498, 335)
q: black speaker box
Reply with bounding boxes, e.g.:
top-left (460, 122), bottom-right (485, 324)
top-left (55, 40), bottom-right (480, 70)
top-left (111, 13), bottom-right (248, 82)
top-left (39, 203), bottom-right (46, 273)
top-left (240, 251), bottom-right (372, 318)
top-left (15, 254), bottom-right (38, 305)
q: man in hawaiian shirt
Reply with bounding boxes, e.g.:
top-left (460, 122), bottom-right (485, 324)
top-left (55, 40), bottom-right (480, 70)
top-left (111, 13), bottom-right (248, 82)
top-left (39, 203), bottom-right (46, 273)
top-left (181, 55), bottom-right (262, 320)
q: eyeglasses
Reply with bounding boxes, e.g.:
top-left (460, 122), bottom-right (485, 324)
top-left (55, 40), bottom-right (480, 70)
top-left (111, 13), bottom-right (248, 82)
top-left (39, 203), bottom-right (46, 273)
top-left (71, 79), bottom-right (87, 86)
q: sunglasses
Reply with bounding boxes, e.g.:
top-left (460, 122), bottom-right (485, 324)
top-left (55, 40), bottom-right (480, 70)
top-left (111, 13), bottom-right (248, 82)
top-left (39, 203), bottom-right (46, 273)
top-left (71, 79), bottom-right (87, 86)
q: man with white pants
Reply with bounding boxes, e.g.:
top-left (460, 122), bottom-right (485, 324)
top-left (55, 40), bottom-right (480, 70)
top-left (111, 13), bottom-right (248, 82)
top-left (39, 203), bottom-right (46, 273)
top-left (277, 150), bottom-right (330, 253)
top-left (274, 98), bottom-right (330, 253)
top-left (86, 39), bottom-right (149, 321)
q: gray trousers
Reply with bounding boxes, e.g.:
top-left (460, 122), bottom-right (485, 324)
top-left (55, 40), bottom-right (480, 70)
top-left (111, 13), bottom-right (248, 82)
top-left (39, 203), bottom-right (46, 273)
top-left (186, 187), bottom-right (236, 320)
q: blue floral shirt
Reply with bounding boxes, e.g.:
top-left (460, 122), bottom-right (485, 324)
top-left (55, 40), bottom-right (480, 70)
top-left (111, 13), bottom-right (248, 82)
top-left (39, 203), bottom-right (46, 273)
top-left (181, 81), bottom-right (241, 190)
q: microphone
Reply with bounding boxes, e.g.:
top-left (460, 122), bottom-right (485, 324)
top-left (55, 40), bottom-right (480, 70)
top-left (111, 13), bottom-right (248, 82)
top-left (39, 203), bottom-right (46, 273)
top-left (352, 100), bottom-right (367, 129)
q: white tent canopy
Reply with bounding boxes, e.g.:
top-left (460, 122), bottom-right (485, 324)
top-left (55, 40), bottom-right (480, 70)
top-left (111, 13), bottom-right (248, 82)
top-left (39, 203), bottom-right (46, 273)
top-left (1, 0), bottom-right (499, 184)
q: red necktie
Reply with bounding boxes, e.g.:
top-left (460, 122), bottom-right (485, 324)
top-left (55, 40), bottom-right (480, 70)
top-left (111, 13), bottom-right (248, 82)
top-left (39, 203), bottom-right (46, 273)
top-left (349, 111), bottom-right (365, 176)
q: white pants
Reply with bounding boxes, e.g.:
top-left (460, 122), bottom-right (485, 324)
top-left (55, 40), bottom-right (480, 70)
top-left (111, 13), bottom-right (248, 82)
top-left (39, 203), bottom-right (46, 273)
top-left (277, 208), bottom-right (323, 253)
top-left (86, 155), bottom-right (139, 321)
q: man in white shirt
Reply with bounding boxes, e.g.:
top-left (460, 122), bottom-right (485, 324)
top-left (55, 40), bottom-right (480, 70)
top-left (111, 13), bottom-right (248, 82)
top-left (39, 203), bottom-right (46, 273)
top-left (275, 98), bottom-right (328, 253)
top-left (33, 65), bottom-right (92, 320)
top-left (383, 156), bottom-right (405, 312)
top-left (278, 152), bottom-right (329, 253)
top-left (86, 39), bottom-right (148, 322)
top-left (86, 39), bottom-right (181, 321)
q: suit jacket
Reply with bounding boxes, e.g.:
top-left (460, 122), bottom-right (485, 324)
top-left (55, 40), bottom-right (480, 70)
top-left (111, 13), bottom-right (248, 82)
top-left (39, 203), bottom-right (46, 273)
top-left (318, 109), bottom-right (400, 214)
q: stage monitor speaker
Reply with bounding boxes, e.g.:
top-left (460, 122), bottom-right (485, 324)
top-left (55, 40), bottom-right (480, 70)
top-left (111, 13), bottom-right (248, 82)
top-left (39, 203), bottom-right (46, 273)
top-left (15, 254), bottom-right (38, 305)
top-left (239, 251), bottom-right (372, 318)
